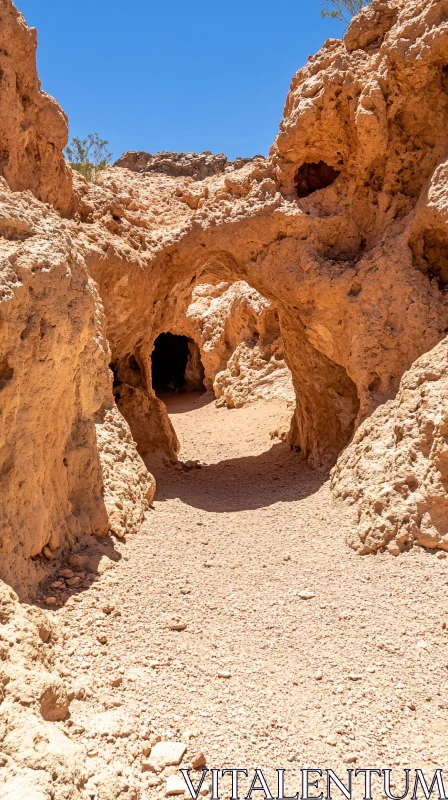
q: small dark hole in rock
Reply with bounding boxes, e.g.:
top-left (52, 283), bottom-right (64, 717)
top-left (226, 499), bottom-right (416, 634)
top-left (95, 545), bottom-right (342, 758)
top-left (368, 375), bottom-right (381, 394)
top-left (412, 228), bottom-right (448, 289)
top-left (348, 282), bottom-right (362, 297)
top-left (0, 359), bottom-right (13, 390)
top-left (294, 161), bottom-right (341, 198)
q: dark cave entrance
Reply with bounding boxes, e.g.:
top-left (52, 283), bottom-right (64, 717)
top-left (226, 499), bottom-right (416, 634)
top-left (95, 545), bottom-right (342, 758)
top-left (151, 333), bottom-right (205, 394)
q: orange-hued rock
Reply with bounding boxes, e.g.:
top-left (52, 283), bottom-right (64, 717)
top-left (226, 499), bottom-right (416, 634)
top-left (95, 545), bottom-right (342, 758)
top-left (70, 0), bottom-right (448, 471)
top-left (332, 336), bottom-right (448, 554)
top-left (0, 0), bottom-right (73, 213)
top-left (6, 0), bottom-right (448, 794)
top-left (2, 0), bottom-right (448, 591)
top-left (182, 281), bottom-right (294, 408)
top-left (0, 178), bottom-right (153, 593)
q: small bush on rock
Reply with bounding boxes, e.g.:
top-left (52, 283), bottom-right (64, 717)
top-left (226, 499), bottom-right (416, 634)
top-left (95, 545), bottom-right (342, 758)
top-left (65, 133), bottom-right (112, 183)
top-left (321, 0), bottom-right (371, 23)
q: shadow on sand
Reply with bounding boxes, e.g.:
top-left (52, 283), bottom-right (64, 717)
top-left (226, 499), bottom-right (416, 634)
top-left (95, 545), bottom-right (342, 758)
top-left (153, 441), bottom-right (327, 513)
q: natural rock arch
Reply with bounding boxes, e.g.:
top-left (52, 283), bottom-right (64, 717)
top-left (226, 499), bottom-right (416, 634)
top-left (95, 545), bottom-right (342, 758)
top-left (87, 243), bottom-right (361, 468)
top-left (4, 0), bottom-right (448, 592)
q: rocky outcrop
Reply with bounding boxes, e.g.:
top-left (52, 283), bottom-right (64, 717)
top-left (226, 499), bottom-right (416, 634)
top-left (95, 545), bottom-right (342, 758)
top-left (0, 183), bottom-right (152, 594)
top-left (115, 150), bottom-right (260, 180)
top-left (5, 0), bottom-right (448, 791)
top-left (332, 336), bottom-right (448, 554)
top-left (0, 0), bottom-right (73, 213)
top-left (59, 0), bottom-right (442, 475)
top-left (180, 281), bottom-right (294, 407)
top-left (2, 0), bottom-right (448, 592)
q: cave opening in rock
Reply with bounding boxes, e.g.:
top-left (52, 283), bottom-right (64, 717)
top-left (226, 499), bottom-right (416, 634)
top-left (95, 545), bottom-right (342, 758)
top-left (410, 226), bottom-right (448, 290)
top-left (294, 161), bottom-right (341, 198)
top-left (151, 332), bottom-right (205, 395)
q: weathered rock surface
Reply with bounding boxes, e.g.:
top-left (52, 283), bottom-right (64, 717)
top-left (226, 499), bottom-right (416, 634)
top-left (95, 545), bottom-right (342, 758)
top-left (0, 0), bottom-right (72, 213)
top-left (180, 281), bottom-right (294, 408)
top-left (0, 179), bottom-right (153, 594)
top-left (115, 149), bottom-right (260, 180)
top-left (4, 0), bottom-right (448, 794)
top-left (332, 336), bottom-right (448, 554)
top-left (76, 0), bottom-right (448, 472)
top-left (2, 0), bottom-right (448, 564)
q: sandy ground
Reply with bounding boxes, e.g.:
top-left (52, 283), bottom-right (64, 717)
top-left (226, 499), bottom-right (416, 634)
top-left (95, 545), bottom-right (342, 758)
top-left (49, 394), bottom-right (448, 798)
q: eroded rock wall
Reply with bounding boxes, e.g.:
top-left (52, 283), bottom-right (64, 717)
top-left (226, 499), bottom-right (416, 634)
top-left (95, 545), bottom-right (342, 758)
top-left (3, 0), bottom-right (448, 586)
top-left (0, 179), bottom-right (153, 595)
top-left (181, 281), bottom-right (294, 408)
top-left (331, 336), bottom-right (448, 554)
top-left (65, 0), bottom-right (446, 473)
top-left (0, 0), bottom-right (73, 213)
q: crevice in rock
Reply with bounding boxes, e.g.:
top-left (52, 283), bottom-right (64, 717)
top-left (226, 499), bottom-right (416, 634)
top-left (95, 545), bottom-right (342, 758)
top-left (0, 357), bottom-right (13, 389)
top-left (410, 226), bottom-right (448, 290)
top-left (294, 161), bottom-right (341, 198)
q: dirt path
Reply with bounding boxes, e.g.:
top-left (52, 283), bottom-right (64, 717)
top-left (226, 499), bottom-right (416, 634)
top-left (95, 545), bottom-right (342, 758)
top-left (53, 395), bottom-right (448, 798)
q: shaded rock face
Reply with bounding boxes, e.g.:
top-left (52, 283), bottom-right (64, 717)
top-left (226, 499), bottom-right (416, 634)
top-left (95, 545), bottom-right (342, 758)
top-left (178, 282), bottom-right (295, 408)
top-left (115, 150), bottom-right (260, 180)
top-left (0, 178), bottom-right (153, 594)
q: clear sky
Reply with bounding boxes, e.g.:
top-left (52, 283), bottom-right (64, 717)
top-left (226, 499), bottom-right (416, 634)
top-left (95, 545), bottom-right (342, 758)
top-left (17, 0), bottom-right (345, 163)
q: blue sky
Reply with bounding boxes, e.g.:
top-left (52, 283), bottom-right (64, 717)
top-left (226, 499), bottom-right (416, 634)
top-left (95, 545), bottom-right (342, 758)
top-left (18, 1), bottom-right (345, 162)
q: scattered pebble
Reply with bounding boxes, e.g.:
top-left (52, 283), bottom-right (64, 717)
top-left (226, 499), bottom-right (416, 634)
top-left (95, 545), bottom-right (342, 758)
top-left (168, 621), bottom-right (187, 631)
top-left (298, 589), bottom-right (315, 600)
top-left (165, 773), bottom-right (187, 795)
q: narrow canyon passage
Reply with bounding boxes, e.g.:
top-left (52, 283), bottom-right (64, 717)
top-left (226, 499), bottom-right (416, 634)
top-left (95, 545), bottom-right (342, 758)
top-left (55, 397), bottom-right (448, 796)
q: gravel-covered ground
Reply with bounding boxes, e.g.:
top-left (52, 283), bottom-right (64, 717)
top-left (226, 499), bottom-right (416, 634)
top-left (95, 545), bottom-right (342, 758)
top-left (50, 394), bottom-right (448, 798)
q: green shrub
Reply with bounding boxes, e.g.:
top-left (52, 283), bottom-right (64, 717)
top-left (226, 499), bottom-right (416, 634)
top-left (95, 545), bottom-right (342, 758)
top-left (65, 133), bottom-right (112, 183)
top-left (321, 0), bottom-right (371, 23)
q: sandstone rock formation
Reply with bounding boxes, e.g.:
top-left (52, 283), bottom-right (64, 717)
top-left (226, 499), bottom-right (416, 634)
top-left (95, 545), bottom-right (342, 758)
top-left (0, 178), bottom-right (153, 595)
top-left (332, 336), bottom-right (448, 554)
top-left (4, 0), bottom-right (448, 793)
top-left (115, 150), bottom-right (259, 180)
top-left (0, 0), bottom-right (73, 213)
top-left (2, 0), bottom-right (448, 573)
top-left (64, 0), bottom-right (442, 476)
top-left (180, 281), bottom-right (294, 408)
